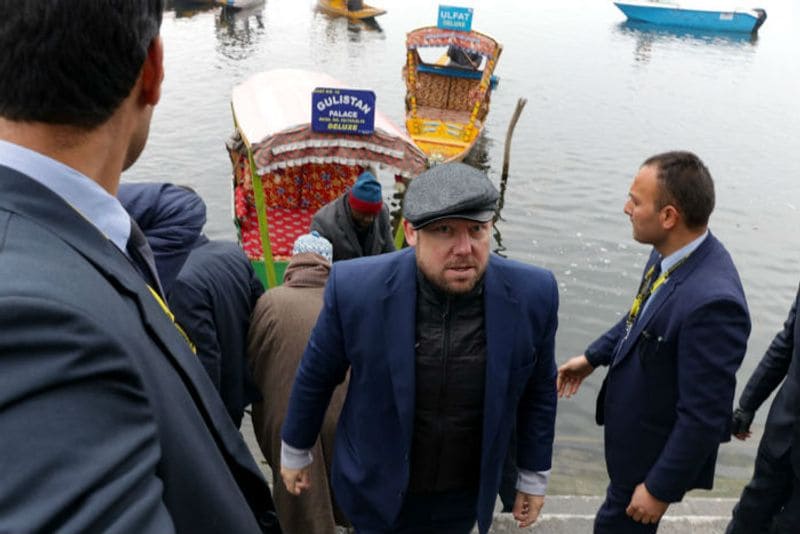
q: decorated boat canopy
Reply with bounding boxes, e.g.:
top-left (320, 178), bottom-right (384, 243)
top-left (231, 68), bottom-right (427, 178)
top-left (406, 26), bottom-right (500, 57)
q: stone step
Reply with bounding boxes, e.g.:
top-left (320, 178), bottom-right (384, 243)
top-left (485, 496), bottom-right (736, 533)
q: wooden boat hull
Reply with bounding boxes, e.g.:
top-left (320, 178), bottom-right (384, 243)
top-left (405, 114), bottom-right (480, 163)
top-left (614, 2), bottom-right (767, 33)
top-left (317, 0), bottom-right (386, 19)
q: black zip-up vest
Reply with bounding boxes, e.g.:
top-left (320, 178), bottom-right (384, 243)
top-left (408, 271), bottom-right (487, 493)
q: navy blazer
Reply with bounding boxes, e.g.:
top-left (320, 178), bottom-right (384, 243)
top-left (739, 283), bottom-right (800, 466)
top-left (282, 247), bottom-right (558, 533)
top-left (586, 233), bottom-right (750, 502)
top-left (0, 166), bottom-right (275, 533)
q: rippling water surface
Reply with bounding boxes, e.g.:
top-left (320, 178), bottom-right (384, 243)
top-left (126, 0), bottom-right (800, 494)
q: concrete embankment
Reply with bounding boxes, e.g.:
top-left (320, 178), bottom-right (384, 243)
top-left (241, 416), bottom-right (735, 533)
top-left (485, 495), bottom-right (734, 533)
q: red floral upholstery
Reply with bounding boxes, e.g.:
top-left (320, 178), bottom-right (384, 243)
top-left (234, 161), bottom-right (363, 261)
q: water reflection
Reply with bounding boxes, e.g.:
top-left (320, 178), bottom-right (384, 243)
top-left (615, 20), bottom-right (758, 62)
top-left (215, 1), bottom-right (266, 60)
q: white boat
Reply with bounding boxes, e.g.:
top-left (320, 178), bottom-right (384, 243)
top-left (613, 1), bottom-right (767, 33)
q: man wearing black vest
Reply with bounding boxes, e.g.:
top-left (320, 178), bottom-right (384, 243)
top-left (280, 163), bottom-right (559, 533)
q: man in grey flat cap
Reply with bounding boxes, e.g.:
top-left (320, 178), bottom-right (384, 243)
top-left (280, 162), bottom-right (559, 533)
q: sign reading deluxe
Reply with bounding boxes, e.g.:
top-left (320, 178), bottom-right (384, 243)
top-left (437, 5), bottom-right (473, 32)
top-left (311, 87), bottom-right (376, 135)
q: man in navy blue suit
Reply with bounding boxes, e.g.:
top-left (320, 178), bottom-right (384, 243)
top-left (558, 151), bottom-right (750, 533)
top-left (280, 163), bottom-right (559, 533)
top-left (0, 2), bottom-right (278, 532)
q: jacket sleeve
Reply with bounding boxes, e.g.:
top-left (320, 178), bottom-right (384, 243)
top-left (645, 298), bottom-right (750, 502)
top-left (169, 279), bottom-right (223, 391)
top-left (738, 288), bottom-right (797, 412)
top-left (516, 272), bottom-right (559, 473)
top-left (585, 315), bottom-right (627, 367)
top-left (281, 268), bottom-right (350, 449)
top-left (380, 206), bottom-right (396, 253)
top-left (0, 296), bottom-right (175, 533)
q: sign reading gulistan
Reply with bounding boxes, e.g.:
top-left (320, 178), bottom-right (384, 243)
top-left (311, 88), bottom-right (376, 135)
top-left (437, 5), bottom-right (473, 32)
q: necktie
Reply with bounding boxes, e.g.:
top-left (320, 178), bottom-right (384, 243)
top-left (626, 259), bottom-right (662, 333)
top-left (126, 219), bottom-right (165, 298)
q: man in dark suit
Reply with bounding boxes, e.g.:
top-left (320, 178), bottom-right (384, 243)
top-left (558, 151), bottom-right (750, 533)
top-left (0, 2), bottom-right (278, 532)
top-left (726, 284), bottom-right (800, 533)
top-left (280, 163), bottom-right (559, 533)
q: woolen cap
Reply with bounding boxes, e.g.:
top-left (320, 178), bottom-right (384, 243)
top-left (348, 171), bottom-right (383, 214)
top-left (403, 163), bottom-right (499, 229)
top-left (292, 231), bottom-right (333, 262)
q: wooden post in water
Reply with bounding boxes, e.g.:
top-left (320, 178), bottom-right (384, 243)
top-left (501, 97), bottom-right (527, 180)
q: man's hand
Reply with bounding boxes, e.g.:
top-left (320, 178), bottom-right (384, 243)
top-left (557, 355), bottom-right (594, 398)
top-left (731, 407), bottom-right (754, 440)
top-left (512, 491), bottom-right (544, 528)
top-left (280, 465), bottom-right (311, 496)
top-left (625, 483), bottom-right (668, 524)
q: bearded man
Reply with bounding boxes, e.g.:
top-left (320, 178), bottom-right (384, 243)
top-left (280, 162), bottom-right (559, 533)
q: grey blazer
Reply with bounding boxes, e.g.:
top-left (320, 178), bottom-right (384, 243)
top-left (0, 165), bottom-right (277, 533)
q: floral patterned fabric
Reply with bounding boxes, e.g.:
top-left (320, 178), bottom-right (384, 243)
top-left (233, 158), bottom-right (363, 261)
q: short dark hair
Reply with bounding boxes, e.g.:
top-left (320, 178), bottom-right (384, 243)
top-left (643, 151), bottom-right (715, 229)
top-left (0, 0), bottom-right (163, 129)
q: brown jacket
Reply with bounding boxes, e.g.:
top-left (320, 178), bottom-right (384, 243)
top-left (247, 254), bottom-right (348, 533)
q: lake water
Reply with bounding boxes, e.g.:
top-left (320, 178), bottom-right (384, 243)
top-left (126, 0), bottom-right (800, 495)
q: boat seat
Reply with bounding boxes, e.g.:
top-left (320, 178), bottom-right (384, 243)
top-left (234, 162), bottom-right (363, 261)
top-left (414, 106), bottom-right (473, 125)
top-left (414, 71), bottom-right (484, 114)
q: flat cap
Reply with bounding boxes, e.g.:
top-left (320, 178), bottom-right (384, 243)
top-left (404, 163), bottom-right (499, 229)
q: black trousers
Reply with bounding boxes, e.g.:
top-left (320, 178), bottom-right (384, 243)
top-left (356, 489), bottom-right (477, 534)
top-left (594, 483), bottom-right (660, 534)
top-left (726, 446), bottom-right (800, 534)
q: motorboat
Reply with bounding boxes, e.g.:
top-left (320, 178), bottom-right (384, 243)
top-left (612, 1), bottom-right (767, 33)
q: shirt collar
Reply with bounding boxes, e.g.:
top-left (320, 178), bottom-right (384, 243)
top-left (660, 229), bottom-right (708, 274)
top-left (0, 139), bottom-right (130, 252)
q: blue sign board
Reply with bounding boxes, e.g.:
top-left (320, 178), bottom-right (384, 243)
top-left (311, 87), bottom-right (376, 135)
top-left (437, 5), bottom-right (473, 32)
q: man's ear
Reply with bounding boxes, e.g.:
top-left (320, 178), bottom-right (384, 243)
top-left (141, 36), bottom-right (164, 107)
top-left (660, 204), bottom-right (680, 230)
top-left (403, 219), bottom-right (418, 246)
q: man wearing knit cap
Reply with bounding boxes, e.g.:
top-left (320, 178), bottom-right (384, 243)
top-left (311, 170), bottom-right (395, 261)
top-left (248, 231), bottom-right (351, 534)
top-left (281, 162), bottom-right (558, 533)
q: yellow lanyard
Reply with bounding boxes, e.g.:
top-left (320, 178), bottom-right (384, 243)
top-left (147, 286), bottom-right (197, 354)
top-left (626, 254), bottom-right (690, 329)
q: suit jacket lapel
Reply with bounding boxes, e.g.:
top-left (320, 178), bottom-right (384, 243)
top-left (382, 249), bottom-right (418, 449)
top-left (482, 259), bottom-right (519, 455)
top-left (0, 167), bottom-right (263, 480)
top-left (613, 235), bottom-right (716, 366)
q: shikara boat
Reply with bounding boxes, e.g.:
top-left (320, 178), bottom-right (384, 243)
top-left (404, 26), bottom-right (502, 164)
top-left (613, 1), bottom-right (766, 33)
top-left (227, 69), bottom-right (427, 287)
top-left (317, 0), bottom-right (386, 20)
